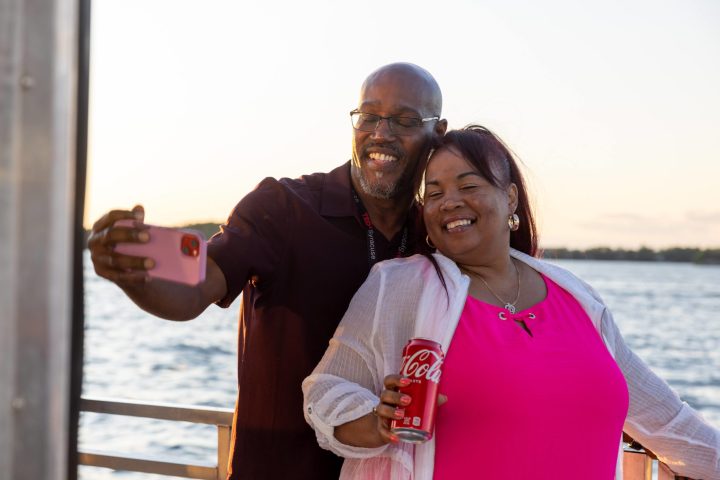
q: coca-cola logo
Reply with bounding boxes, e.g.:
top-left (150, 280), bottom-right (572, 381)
top-left (400, 349), bottom-right (443, 383)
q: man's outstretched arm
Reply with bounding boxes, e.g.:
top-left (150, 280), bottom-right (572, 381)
top-left (88, 205), bottom-right (227, 321)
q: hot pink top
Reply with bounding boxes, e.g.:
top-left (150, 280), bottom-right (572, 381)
top-left (433, 275), bottom-right (629, 479)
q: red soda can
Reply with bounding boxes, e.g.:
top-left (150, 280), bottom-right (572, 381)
top-left (390, 337), bottom-right (444, 443)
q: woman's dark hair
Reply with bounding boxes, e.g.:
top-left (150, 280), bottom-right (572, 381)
top-left (417, 124), bottom-right (538, 257)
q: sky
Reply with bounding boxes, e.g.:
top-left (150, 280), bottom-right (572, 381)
top-left (85, 0), bottom-right (720, 249)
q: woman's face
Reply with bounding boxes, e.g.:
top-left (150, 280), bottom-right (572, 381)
top-left (423, 147), bottom-right (517, 263)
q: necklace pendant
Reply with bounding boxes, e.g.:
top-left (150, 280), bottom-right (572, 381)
top-left (505, 303), bottom-right (516, 314)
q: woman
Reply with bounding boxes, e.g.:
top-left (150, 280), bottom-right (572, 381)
top-left (302, 126), bottom-right (720, 479)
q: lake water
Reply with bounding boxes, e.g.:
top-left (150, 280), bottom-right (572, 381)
top-left (79, 255), bottom-right (720, 479)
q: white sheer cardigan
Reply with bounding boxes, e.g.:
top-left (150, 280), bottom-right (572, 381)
top-left (302, 250), bottom-right (720, 480)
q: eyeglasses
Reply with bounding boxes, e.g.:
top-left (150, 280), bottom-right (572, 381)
top-left (350, 110), bottom-right (439, 135)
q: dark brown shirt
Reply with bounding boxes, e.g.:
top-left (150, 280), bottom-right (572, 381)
top-left (208, 162), bottom-right (419, 479)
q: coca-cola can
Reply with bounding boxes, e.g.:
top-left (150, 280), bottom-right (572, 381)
top-left (390, 337), bottom-right (444, 443)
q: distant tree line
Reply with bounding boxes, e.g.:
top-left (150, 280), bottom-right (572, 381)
top-left (83, 224), bottom-right (719, 265)
top-left (542, 247), bottom-right (720, 265)
top-left (183, 222), bottom-right (222, 240)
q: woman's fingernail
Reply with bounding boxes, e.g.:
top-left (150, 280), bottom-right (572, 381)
top-left (394, 408), bottom-right (404, 418)
top-left (137, 232), bottom-right (150, 242)
top-left (400, 395), bottom-right (411, 405)
top-left (389, 434), bottom-right (399, 443)
top-left (144, 258), bottom-right (155, 269)
top-left (399, 378), bottom-right (411, 386)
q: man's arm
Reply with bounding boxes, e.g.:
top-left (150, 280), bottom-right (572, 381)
top-left (119, 257), bottom-right (226, 320)
top-left (88, 205), bottom-right (227, 321)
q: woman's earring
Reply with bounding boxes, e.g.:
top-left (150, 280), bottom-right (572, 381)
top-left (508, 214), bottom-right (520, 231)
top-left (426, 235), bottom-right (436, 249)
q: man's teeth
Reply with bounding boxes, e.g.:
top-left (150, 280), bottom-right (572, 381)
top-left (446, 219), bottom-right (472, 230)
top-left (368, 153), bottom-right (397, 162)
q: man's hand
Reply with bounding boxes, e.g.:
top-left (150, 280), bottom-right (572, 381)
top-left (87, 204), bottom-right (227, 320)
top-left (88, 205), bottom-right (154, 287)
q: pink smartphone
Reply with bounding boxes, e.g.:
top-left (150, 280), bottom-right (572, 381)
top-left (113, 219), bottom-right (207, 286)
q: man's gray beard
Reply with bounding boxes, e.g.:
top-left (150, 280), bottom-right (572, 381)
top-left (357, 172), bottom-right (397, 200)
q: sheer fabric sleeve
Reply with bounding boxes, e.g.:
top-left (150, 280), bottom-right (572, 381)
top-left (601, 309), bottom-right (720, 479)
top-left (302, 267), bottom-right (390, 458)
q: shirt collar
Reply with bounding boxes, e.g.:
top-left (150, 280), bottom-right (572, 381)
top-left (319, 161), bottom-right (356, 217)
top-left (320, 161), bottom-right (422, 241)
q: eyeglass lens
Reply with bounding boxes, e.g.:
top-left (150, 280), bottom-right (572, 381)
top-left (351, 112), bottom-right (423, 135)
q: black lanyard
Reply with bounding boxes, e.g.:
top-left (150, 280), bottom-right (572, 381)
top-left (351, 187), bottom-right (409, 267)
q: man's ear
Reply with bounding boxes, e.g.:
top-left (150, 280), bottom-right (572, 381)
top-left (435, 118), bottom-right (448, 137)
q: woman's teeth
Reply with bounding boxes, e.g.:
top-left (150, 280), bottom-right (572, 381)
top-left (446, 219), bottom-right (472, 230)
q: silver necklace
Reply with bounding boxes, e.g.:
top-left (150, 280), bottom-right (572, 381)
top-left (463, 259), bottom-right (521, 314)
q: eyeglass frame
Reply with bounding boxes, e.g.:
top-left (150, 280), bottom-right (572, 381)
top-left (349, 110), bottom-right (440, 135)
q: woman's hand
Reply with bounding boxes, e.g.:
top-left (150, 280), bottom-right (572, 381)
top-left (332, 374), bottom-right (409, 447)
top-left (373, 374), bottom-right (413, 444)
top-left (333, 374), bottom-right (448, 447)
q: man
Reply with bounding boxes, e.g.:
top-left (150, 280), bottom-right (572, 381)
top-left (88, 62), bottom-right (447, 479)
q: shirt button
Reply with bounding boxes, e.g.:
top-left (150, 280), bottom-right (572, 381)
top-left (307, 406), bottom-right (312, 414)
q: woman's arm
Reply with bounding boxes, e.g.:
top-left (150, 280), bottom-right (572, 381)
top-left (334, 413), bottom-right (384, 447)
top-left (602, 309), bottom-right (720, 478)
top-left (303, 259), bottom-right (426, 459)
top-left (303, 267), bottom-right (392, 458)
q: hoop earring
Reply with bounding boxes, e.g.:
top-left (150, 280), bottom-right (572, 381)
top-left (508, 214), bottom-right (520, 232)
top-left (426, 235), bottom-right (436, 249)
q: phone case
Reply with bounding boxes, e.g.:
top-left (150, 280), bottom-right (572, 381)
top-left (113, 219), bottom-right (207, 286)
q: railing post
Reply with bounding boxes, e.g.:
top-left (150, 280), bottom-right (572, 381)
top-left (217, 425), bottom-right (231, 480)
top-left (623, 450), bottom-right (652, 480)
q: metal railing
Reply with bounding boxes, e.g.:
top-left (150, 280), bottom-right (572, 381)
top-left (623, 433), bottom-right (692, 480)
top-left (78, 396), bottom-right (233, 480)
top-left (624, 450), bottom-right (685, 480)
top-left (78, 397), bottom-right (689, 480)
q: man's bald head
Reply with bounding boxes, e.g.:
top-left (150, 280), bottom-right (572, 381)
top-left (351, 63), bottom-right (447, 201)
top-left (360, 63), bottom-right (443, 118)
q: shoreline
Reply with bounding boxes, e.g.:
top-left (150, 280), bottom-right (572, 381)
top-left (542, 247), bottom-right (720, 265)
top-left (81, 226), bottom-right (720, 265)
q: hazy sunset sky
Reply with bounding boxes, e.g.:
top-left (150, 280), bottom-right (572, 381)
top-left (85, 0), bottom-right (720, 248)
